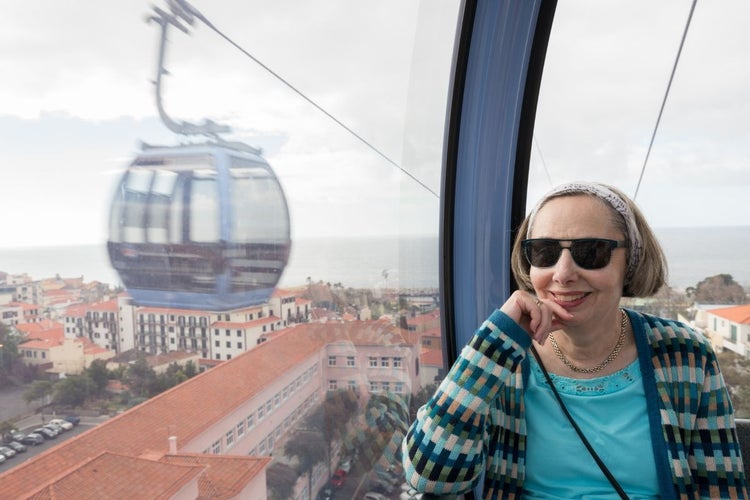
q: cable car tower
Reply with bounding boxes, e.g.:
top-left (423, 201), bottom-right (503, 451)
top-left (107, 0), bottom-right (291, 311)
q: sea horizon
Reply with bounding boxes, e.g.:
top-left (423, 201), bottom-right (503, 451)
top-left (1, 227), bottom-right (748, 291)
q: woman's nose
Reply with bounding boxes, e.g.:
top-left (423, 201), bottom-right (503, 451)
top-left (552, 247), bottom-right (579, 284)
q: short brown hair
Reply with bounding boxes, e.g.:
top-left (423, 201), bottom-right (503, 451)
top-left (510, 184), bottom-right (667, 297)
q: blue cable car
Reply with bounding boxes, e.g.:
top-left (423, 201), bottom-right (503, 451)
top-left (107, 140), bottom-right (291, 311)
top-left (108, 2), bottom-right (291, 311)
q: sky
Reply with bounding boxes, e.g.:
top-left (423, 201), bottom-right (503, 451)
top-left (0, 0), bottom-right (748, 249)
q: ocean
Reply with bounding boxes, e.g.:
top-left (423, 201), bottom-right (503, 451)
top-left (0, 227), bottom-right (748, 291)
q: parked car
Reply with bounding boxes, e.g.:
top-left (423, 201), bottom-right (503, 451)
top-left (20, 433), bottom-right (44, 446)
top-left (48, 419), bottom-right (74, 431)
top-left (44, 423), bottom-right (63, 435)
top-left (4, 429), bottom-right (25, 443)
top-left (339, 458), bottom-right (352, 473)
top-left (0, 454), bottom-right (6, 464)
top-left (6, 441), bottom-right (27, 453)
top-left (64, 415), bottom-right (81, 426)
top-left (316, 485), bottom-right (335, 500)
top-left (0, 446), bottom-right (16, 459)
top-left (400, 487), bottom-right (423, 500)
top-left (32, 427), bottom-right (57, 440)
top-left (364, 493), bottom-right (388, 500)
top-left (330, 469), bottom-right (347, 488)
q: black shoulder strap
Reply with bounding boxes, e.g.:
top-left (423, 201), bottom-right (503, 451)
top-left (530, 345), bottom-right (629, 500)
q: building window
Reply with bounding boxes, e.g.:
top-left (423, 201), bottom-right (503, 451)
top-left (258, 406), bottom-right (265, 420)
top-left (266, 399), bottom-right (273, 414)
top-left (369, 381), bottom-right (378, 392)
top-left (346, 356), bottom-right (355, 367)
top-left (212, 440), bottom-right (221, 454)
top-left (395, 382), bottom-right (404, 393)
top-left (237, 342), bottom-right (242, 349)
top-left (381, 357), bottom-right (390, 368)
top-left (247, 413), bottom-right (255, 429)
top-left (328, 356), bottom-right (336, 366)
top-left (226, 429), bottom-right (235, 447)
top-left (348, 380), bottom-right (357, 391)
top-left (381, 381), bottom-right (390, 392)
top-left (237, 420), bottom-right (246, 437)
top-left (274, 393), bottom-right (281, 407)
top-left (328, 380), bottom-right (338, 391)
top-left (369, 356), bottom-right (377, 368)
top-left (393, 357), bottom-right (402, 368)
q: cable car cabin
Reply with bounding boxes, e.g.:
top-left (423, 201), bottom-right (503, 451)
top-left (107, 142), bottom-right (291, 311)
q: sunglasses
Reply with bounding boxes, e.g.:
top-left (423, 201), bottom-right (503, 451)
top-left (521, 238), bottom-right (628, 270)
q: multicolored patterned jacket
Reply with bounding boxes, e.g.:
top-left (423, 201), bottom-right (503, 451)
top-left (402, 308), bottom-right (748, 499)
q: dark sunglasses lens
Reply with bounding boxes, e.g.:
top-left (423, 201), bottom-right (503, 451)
top-left (570, 240), bottom-right (612, 269)
top-left (524, 239), bottom-right (614, 269)
top-left (525, 241), bottom-right (562, 267)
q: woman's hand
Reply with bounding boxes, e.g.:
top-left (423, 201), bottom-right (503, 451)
top-left (499, 291), bottom-right (573, 344)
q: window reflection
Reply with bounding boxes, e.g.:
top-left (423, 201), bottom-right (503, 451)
top-left (0, 1), bottom-right (458, 498)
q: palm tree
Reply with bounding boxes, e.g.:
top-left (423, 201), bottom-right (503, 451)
top-left (284, 430), bottom-right (327, 499)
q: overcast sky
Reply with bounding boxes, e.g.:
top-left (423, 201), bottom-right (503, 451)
top-left (0, 0), bottom-right (747, 249)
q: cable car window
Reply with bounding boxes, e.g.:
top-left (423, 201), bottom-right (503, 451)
top-left (189, 169), bottom-right (220, 243)
top-left (532, 0), bottom-right (749, 410)
top-left (230, 167), bottom-right (288, 242)
top-left (0, 1), bottom-right (460, 498)
top-left (146, 169), bottom-right (178, 243)
top-left (121, 169), bottom-right (155, 243)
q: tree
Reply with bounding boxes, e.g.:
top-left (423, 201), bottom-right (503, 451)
top-left (183, 360), bottom-right (198, 378)
top-left (0, 322), bottom-right (21, 388)
top-left (53, 375), bottom-right (95, 407)
top-left (0, 420), bottom-right (16, 442)
top-left (285, 430), bottom-right (327, 500)
top-left (304, 389), bottom-right (360, 478)
top-left (24, 380), bottom-right (53, 407)
top-left (694, 274), bottom-right (747, 304)
top-left (266, 461), bottom-right (298, 500)
top-left (124, 358), bottom-right (157, 398)
top-left (86, 359), bottom-right (110, 397)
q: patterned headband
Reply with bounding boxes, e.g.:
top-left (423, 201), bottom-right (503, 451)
top-left (526, 182), bottom-right (643, 283)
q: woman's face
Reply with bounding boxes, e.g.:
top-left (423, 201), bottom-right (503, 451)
top-left (528, 194), bottom-right (627, 326)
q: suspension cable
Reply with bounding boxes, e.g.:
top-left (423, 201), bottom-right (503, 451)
top-left (633, 0), bottom-right (698, 200)
top-left (163, 0), bottom-right (439, 198)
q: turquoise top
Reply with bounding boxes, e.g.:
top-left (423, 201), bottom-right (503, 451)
top-left (523, 357), bottom-right (660, 499)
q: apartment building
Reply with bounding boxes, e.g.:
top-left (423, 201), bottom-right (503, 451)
top-left (0, 319), bottom-right (421, 499)
top-left (16, 320), bottom-right (114, 376)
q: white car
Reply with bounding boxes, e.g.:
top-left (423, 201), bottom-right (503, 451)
top-left (400, 487), bottom-right (423, 500)
top-left (363, 493), bottom-right (387, 500)
top-left (49, 418), bottom-right (74, 431)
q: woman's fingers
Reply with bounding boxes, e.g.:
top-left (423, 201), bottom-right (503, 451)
top-left (500, 291), bottom-right (574, 344)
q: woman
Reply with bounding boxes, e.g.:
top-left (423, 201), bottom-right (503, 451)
top-left (402, 182), bottom-right (748, 499)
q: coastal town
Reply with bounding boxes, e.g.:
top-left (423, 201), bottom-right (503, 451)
top-left (0, 268), bottom-right (748, 499)
top-left (0, 270), bottom-right (442, 499)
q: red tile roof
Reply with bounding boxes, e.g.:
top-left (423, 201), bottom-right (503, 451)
top-left (212, 316), bottom-right (279, 329)
top-left (0, 325), bottom-right (329, 498)
top-left (25, 451), bottom-right (205, 500)
top-left (708, 304), bottom-right (750, 324)
top-left (0, 320), bottom-right (411, 498)
top-left (88, 299), bottom-right (118, 312)
top-left (161, 453), bottom-right (271, 499)
top-left (420, 347), bottom-right (444, 367)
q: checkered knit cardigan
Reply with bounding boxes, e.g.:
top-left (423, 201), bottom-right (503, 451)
top-left (402, 308), bottom-right (749, 499)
